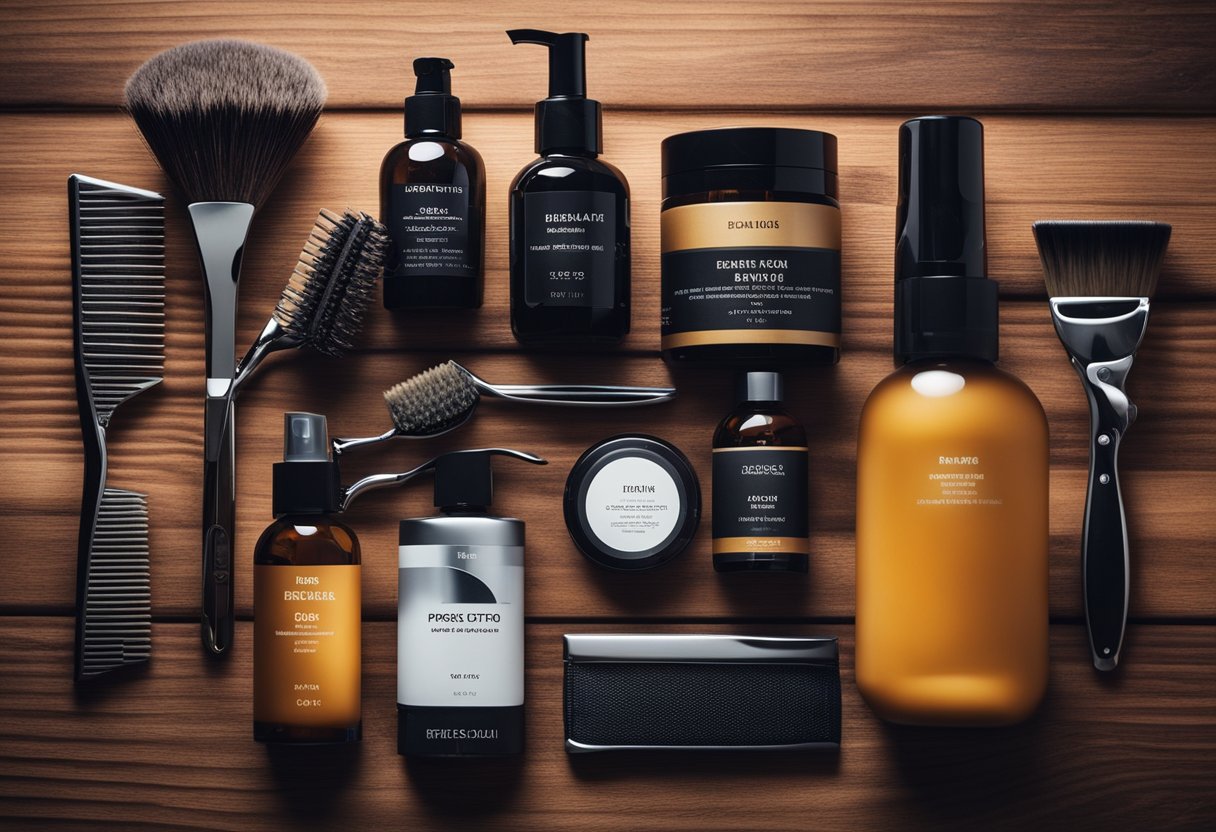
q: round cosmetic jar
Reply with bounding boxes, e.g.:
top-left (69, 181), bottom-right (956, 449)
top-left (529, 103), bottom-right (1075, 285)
top-left (563, 434), bottom-right (702, 571)
top-left (660, 127), bottom-right (841, 365)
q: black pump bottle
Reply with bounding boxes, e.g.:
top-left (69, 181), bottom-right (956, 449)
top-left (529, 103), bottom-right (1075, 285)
top-left (506, 30), bottom-right (630, 346)
top-left (380, 57), bottom-right (486, 310)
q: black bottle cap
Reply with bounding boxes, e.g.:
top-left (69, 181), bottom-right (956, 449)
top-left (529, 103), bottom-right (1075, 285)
top-left (272, 413), bottom-right (341, 516)
top-left (405, 57), bottom-right (462, 138)
top-left (507, 29), bottom-right (602, 155)
top-left (894, 115), bottom-right (998, 365)
top-left (737, 371), bottom-right (784, 403)
top-left (662, 127), bottom-right (837, 178)
top-left (432, 449), bottom-right (548, 511)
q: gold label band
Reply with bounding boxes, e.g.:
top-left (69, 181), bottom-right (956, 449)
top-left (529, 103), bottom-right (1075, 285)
top-left (663, 329), bottom-right (841, 349)
top-left (713, 446), bottom-right (810, 453)
top-left (713, 537), bottom-right (810, 555)
top-left (661, 201), bottom-right (840, 253)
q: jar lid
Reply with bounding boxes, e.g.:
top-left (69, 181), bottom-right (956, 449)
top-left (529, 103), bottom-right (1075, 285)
top-left (563, 434), bottom-right (701, 571)
top-left (662, 127), bottom-right (838, 179)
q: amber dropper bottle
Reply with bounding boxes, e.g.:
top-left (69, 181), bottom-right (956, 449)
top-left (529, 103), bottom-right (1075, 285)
top-left (712, 372), bottom-right (810, 573)
top-left (254, 413), bottom-right (362, 744)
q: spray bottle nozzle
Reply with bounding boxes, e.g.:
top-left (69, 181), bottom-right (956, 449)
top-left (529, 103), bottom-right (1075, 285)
top-left (413, 57), bottom-right (454, 94)
top-left (506, 30), bottom-right (588, 98)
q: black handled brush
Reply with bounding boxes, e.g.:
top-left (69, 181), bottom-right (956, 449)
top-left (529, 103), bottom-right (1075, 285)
top-left (69, 174), bottom-right (165, 681)
top-left (124, 39), bottom-right (327, 657)
top-left (1033, 220), bottom-right (1171, 671)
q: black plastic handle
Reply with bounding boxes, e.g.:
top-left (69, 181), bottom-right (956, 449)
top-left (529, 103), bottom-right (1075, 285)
top-left (202, 394), bottom-right (235, 656)
top-left (1081, 380), bottom-right (1131, 672)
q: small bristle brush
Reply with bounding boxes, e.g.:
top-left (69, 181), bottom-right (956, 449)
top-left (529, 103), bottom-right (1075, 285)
top-left (125, 39), bottom-right (326, 657)
top-left (333, 361), bottom-right (676, 454)
top-left (231, 209), bottom-right (388, 395)
top-left (1033, 220), bottom-right (1171, 672)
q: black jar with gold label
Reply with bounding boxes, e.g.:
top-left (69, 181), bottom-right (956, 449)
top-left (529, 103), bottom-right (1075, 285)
top-left (660, 128), bottom-right (840, 365)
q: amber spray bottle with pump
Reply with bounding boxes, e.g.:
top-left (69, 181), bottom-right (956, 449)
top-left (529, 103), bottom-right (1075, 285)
top-left (855, 116), bottom-right (1049, 726)
top-left (254, 413), bottom-right (361, 743)
top-left (381, 57), bottom-right (485, 309)
top-left (506, 30), bottom-right (630, 345)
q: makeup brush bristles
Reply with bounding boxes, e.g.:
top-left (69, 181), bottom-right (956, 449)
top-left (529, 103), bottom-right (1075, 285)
top-left (384, 362), bottom-right (480, 434)
top-left (123, 39), bottom-right (326, 207)
top-left (273, 209), bottom-right (388, 357)
top-left (1033, 221), bottom-right (1171, 299)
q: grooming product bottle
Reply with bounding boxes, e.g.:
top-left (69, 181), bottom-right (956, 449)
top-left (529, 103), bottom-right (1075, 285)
top-left (855, 116), bottom-right (1049, 726)
top-left (381, 57), bottom-right (485, 309)
top-left (254, 413), bottom-right (361, 744)
top-left (712, 372), bottom-right (809, 573)
top-left (506, 29), bottom-right (630, 346)
top-left (397, 449), bottom-right (546, 757)
top-left (661, 128), bottom-right (841, 365)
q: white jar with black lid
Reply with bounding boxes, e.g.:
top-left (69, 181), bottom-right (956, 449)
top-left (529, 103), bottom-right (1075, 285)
top-left (660, 127), bottom-right (841, 365)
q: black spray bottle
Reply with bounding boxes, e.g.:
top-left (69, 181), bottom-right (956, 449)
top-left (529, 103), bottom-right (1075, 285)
top-left (396, 448), bottom-right (547, 757)
top-left (380, 57), bottom-right (486, 309)
top-left (506, 30), bottom-right (630, 345)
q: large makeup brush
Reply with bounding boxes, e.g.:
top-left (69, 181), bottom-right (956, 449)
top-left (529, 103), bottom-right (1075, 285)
top-left (1033, 220), bottom-right (1171, 672)
top-left (124, 39), bottom-right (326, 657)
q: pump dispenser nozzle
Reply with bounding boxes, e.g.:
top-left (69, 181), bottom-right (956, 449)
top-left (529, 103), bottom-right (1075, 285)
top-left (405, 56), bottom-right (461, 138)
top-left (506, 29), bottom-right (601, 155)
top-left (340, 448), bottom-right (546, 512)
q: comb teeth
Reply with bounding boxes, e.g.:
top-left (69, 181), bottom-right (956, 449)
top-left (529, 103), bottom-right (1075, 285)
top-left (273, 208), bottom-right (388, 357)
top-left (78, 488), bottom-right (152, 678)
top-left (71, 175), bottom-right (166, 423)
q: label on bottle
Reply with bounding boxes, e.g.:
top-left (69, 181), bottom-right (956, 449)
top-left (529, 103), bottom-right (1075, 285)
top-left (915, 452), bottom-right (1005, 507)
top-left (523, 190), bottom-right (617, 307)
top-left (389, 183), bottom-right (474, 277)
top-left (583, 456), bottom-right (682, 553)
top-left (661, 201), bottom-right (841, 349)
top-left (712, 446), bottom-right (809, 555)
top-left (254, 565), bottom-right (361, 727)
top-left (398, 544), bottom-right (524, 707)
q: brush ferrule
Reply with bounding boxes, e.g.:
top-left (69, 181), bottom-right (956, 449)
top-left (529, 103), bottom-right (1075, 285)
top-left (188, 202), bottom-right (255, 381)
top-left (1049, 297), bottom-right (1149, 367)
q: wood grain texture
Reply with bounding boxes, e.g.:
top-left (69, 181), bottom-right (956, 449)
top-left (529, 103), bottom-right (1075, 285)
top-left (0, 619), bottom-right (1212, 831)
top-left (2, 321), bottom-right (1214, 621)
top-left (1, 112), bottom-right (1212, 620)
top-left (1, 1), bottom-right (1214, 113)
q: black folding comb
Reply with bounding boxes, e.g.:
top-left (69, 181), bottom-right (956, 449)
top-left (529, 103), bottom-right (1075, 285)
top-left (69, 174), bottom-right (165, 681)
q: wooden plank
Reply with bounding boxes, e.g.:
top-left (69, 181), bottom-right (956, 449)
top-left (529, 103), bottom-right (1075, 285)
top-left (1, 1), bottom-right (1214, 113)
top-left (0, 112), bottom-right (1213, 360)
top-left (0, 619), bottom-right (1212, 831)
top-left (2, 312), bottom-right (1214, 621)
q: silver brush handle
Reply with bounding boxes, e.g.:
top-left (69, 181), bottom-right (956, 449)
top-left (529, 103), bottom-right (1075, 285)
top-left (482, 383), bottom-right (677, 405)
top-left (189, 202), bottom-right (253, 658)
top-left (1077, 356), bottom-right (1136, 672)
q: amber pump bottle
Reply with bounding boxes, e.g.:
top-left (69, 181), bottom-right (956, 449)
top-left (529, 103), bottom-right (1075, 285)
top-left (254, 413), bottom-right (362, 744)
top-left (855, 116), bottom-right (1049, 726)
top-left (380, 57), bottom-right (486, 309)
top-left (713, 372), bottom-right (810, 573)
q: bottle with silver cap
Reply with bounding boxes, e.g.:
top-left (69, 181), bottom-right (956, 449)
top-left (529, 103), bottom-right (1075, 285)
top-left (712, 372), bottom-right (810, 573)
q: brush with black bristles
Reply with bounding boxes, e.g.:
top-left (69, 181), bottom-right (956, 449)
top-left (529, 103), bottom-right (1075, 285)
top-left (124, 39), bottom-right (326, 657)
top-left (332, 360), bottom-right (676, 454)
top-left (1033, 220), bottom-right (1171, 673)
top-left (230, 209), bottom-right (387, 395)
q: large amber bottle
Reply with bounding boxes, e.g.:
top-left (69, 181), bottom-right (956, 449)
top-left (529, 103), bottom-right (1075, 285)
top-left (855, 117), bottom-right (1048, 725)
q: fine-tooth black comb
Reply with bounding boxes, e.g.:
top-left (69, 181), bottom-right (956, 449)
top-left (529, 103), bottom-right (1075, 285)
top-left (69, 174), bottom-right (165, 682)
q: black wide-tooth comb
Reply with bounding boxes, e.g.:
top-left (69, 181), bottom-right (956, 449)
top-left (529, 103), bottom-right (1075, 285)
top-left (69, 174), bottom-right (165, 682)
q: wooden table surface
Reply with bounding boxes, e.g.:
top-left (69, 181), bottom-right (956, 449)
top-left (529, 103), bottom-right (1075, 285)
top-left (2, 2), bottom-right (1214, 829)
